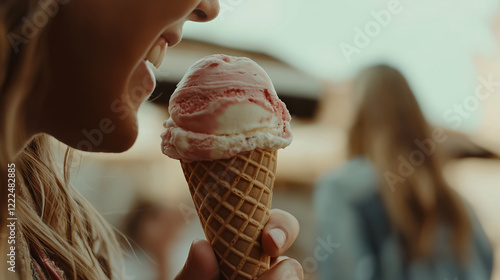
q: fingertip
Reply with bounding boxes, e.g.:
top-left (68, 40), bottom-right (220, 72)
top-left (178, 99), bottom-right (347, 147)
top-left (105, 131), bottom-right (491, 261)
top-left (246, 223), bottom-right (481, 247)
top-left (176, 239), bottom-right (219, 280)
top-left (270, 255), bottom-right (290, 268)
top-left (262, 227), bottom-right (287, 257)
top-left (288, 259), bottom-right (304, 279)
top-left (191, 239), bottom-right (219, 274)
top-left (278, 259), bottom-right (303, 280)
top-left (269, 228), bottom-right (287, 249)
top-left (262, 209), bottom-right (300, 256)
top-left (258, 258), bottom-right (304, 280)
top-left (268, 209), bottom-right (300, 239)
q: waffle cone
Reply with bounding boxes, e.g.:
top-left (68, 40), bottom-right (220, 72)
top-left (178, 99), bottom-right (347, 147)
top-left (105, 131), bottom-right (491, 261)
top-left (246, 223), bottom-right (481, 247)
top-left (181, 148), bottom-right (277, 280)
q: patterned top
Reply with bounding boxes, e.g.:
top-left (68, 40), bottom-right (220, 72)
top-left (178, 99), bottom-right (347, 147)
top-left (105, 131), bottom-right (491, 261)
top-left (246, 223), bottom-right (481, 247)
top-left (31, 246), bottom-right (65, 280)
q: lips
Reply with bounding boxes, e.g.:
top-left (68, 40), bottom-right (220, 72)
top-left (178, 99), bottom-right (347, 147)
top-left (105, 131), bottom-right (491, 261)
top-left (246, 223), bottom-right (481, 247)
top-left (145, 36), bottom-right (168, 68)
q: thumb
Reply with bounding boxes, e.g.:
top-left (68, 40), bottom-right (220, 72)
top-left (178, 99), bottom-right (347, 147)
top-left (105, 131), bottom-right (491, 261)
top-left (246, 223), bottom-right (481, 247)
top-left (175, 239), bottom-right (220, 280)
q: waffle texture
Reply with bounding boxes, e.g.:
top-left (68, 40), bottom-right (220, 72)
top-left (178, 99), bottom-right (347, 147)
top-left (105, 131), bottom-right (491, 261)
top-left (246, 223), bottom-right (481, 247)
top-left (181, 148), bottom-right (277, 280)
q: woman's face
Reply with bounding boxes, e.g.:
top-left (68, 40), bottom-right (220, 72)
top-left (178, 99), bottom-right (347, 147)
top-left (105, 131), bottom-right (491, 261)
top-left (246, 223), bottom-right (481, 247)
top-left (37, 0), bottom-right (219, 152)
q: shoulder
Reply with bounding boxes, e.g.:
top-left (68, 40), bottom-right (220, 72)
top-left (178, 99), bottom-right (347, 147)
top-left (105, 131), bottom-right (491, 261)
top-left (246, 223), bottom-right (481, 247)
top-left (316, 157), bottom-right (376, 197)
top-left (314, 157), bottom-right (379, 216)
top-left (463, 202), bottom-right (494, 269)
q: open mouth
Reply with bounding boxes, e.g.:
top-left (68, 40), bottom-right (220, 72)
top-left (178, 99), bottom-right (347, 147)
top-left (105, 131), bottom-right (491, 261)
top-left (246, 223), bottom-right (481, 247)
top-left (144, 36), bottom-right (168, 68)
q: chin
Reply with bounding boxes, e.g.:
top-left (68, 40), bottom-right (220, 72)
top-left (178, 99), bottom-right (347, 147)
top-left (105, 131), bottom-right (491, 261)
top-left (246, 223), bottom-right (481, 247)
top-left (99, 132), bottom-right (137, 153)
top-left (71, 116), bottom-right (139, 153)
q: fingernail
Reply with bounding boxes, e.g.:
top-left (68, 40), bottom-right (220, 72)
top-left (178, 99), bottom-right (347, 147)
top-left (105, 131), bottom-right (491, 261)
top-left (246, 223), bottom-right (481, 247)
top-left (269, 228), bottom-right (286, 249)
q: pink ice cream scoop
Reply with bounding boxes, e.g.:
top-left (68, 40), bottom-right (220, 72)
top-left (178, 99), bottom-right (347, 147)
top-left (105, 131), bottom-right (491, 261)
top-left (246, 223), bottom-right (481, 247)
top-left (161, 54), bottom-right (292, 162)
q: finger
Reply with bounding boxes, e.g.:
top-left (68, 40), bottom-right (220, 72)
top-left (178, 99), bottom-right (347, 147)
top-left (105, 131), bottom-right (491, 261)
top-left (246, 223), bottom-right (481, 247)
top-left (174, 239), bottom-right (220, 280)
top-left (258, 258), bottom-right (304, 280)
top-left (262, 209), bottom-right (300, 257)
top-left (270, 256), bottom-right (290, 268)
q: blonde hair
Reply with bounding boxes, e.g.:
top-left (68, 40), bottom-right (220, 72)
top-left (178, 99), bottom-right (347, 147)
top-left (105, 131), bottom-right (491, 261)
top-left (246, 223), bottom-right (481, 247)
top-left (348, 65), bottom-right (471, 261)
top-left (1, 1), bottom-right (122, 279)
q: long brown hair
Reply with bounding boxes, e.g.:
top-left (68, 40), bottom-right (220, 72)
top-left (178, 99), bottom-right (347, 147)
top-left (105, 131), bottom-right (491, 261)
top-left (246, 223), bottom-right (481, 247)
top-left (1, 1), bottom-right (122, 279)
top-left (348, 65), bottom-right (471, 261)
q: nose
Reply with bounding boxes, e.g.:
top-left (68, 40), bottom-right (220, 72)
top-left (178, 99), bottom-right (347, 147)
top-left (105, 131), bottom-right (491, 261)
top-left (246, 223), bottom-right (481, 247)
top-left (189, 0), bottom-right (220, 22)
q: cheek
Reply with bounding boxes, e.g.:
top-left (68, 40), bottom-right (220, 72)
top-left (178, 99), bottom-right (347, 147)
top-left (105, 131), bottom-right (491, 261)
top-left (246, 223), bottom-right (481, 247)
top-left (43, 0), bottom-right (201, 153)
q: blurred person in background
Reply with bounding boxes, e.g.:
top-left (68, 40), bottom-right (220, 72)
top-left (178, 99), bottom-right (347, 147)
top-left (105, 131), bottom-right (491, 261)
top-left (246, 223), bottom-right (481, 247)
top-left (315, 65), bottom-right (493, 280)
top-left (0, 0), bottom-right (302, 279)
top-left (121, 201), bottom-right (184, 280)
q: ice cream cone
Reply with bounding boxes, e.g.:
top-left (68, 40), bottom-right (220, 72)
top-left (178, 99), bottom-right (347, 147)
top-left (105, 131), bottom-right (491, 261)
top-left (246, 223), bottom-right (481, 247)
top-left (162, 55), bottom-right (292, 278)
top-left (180, 148), bottom-right (277, 280)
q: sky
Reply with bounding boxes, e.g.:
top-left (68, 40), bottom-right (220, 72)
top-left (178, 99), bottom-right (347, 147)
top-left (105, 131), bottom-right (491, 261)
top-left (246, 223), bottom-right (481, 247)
top-left (183, 0), bottom-right (500, 131)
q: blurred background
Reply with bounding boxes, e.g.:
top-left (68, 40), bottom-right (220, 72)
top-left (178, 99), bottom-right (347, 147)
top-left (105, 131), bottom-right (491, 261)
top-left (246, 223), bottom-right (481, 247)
top-left (67, 1), bottom-right (500, 279)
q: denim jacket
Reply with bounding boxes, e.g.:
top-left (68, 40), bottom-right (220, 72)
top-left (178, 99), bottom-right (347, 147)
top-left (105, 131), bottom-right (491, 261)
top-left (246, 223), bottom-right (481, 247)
top-left (314, 157), bottom-right (493, 280)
